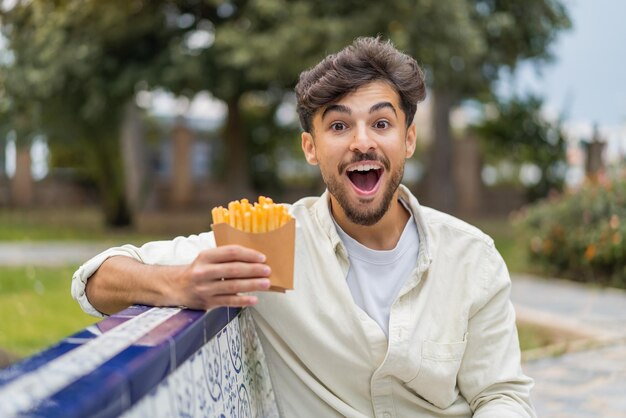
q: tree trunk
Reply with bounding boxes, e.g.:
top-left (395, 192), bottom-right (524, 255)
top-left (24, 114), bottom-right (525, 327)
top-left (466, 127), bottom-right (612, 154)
top-left (224, 95), bottom-right (251, 199)
top-left (11, 144), bottom-right (34, 208)
top-left (100, 161), bottom-right (132, 228)
top-left (454, 134), bottom-right (483, 218)
top-left (170, 119), bottom-right (194, 208)
top-left (85, 134), bottom-right (132, 228)
top-left (120, 102), bottom-right (146, 213)
top-left (0, 138), bottom-right (8, 206)
top-left (426, 88), bottom-right (456, 214)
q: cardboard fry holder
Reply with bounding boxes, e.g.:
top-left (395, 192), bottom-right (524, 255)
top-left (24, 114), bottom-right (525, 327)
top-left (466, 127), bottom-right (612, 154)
top-left (212, 218), bottom-right (295, 292)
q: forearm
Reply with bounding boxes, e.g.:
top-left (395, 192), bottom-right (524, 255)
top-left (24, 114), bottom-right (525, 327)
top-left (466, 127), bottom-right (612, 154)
top-left (86, 255), bottom-right (184, 315)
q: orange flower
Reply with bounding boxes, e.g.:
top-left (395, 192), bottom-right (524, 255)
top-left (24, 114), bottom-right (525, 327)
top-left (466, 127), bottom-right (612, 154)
top-left (584, 244), bottom-right (596, 261)
top-left (543, 239), bottom-right (554, 255)
top-left (612, 233), bottom-right (622, 246)
top-left (530, 236), bottom-right (542, 253)
top-left (610, 215), bottom-right (620, 230)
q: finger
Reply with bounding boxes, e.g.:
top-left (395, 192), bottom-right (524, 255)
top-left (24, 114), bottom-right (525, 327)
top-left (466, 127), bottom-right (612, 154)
top-left (190, 262), bottom-right (271, 283)
top-left (208, 294), bottom-right (259, 308)
top-left (199, 245), bottom-right (266, 264)
top-left (212, 278), bottom-right (271, 295)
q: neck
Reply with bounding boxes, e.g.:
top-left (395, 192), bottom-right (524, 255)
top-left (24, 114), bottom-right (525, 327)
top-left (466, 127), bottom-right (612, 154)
top-left (330, 193), bottom-right (410, 251)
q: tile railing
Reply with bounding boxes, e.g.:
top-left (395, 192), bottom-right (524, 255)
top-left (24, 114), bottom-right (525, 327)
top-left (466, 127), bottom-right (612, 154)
top-left (0, 306), bottom-right (279, 418)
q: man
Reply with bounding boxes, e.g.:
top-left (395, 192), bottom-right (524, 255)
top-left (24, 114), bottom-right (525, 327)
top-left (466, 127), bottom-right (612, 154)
top-left (73, 37), bottom-right (536, 417)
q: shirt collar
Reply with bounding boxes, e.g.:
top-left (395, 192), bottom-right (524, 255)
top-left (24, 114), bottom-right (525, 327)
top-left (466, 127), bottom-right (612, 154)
top-left (312, 189), bottom-right (345, 255)
top-left (312, 184), bottom-right (432, 269)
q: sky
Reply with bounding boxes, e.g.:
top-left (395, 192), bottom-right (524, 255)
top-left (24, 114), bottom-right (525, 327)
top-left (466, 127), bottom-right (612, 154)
top-left (501, 0), bottom-right (626, 154)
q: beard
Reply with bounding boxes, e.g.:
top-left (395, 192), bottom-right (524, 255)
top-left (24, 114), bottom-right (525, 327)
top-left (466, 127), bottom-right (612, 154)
top-left (323, 151), bottom-right (404, 226)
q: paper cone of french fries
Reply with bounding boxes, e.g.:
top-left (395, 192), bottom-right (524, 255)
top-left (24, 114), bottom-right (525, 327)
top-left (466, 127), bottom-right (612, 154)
top-left (212, 218), bottom-right (295, 292)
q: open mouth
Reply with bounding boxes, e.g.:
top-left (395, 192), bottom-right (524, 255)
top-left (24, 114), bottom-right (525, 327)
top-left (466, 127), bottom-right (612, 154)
top-left (346, 163), bottom-right (383, 195)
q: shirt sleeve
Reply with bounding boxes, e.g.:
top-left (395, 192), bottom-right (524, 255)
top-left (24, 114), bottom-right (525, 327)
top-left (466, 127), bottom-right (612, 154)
top-left (71, 232), bottom-right (216, 318)
top-left (457, 244), bottom-right (537, 418)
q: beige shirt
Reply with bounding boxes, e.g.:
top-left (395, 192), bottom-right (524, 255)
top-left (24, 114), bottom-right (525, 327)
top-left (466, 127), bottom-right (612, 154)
top-left (72, 185), bottom-right (535, 417)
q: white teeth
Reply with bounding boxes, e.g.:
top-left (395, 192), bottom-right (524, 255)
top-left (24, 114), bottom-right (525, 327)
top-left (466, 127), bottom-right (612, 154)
top-left (348, 164), bottom-right (379, 172)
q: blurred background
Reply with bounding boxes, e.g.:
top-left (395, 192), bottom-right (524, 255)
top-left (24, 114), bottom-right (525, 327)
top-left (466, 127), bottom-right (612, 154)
top-left (0, 0), bottom-right (625, 379)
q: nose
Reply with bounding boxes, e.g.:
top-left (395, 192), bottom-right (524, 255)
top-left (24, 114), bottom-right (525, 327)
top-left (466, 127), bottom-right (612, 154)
top-left (349, 122), bottom-right (376, 154)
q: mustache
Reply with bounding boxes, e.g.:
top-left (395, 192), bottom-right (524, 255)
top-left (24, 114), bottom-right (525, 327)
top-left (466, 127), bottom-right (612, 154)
top-left (338, 151), bottom-right (390, 174)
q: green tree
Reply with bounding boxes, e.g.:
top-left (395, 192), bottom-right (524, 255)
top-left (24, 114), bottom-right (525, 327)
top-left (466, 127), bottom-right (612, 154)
top-left (0, 0), bottom-right (371, 221)
top-left (378, 0), bottom-right (571, 212)
top-left (0, 1), bottom-right (185, 224)
top-left (164, 0), bottom-right (375, 197)
top-left (1, 0), bottom-right (571, 222)
top-left (473, 94), bottom-right (567, 201)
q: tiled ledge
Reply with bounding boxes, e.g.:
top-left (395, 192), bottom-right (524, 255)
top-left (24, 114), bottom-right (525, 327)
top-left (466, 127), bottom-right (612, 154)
top-left (0, 306), bottom-right (278, 417)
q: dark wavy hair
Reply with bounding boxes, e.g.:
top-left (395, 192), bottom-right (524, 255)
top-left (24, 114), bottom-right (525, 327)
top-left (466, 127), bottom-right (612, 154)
top-left (295, 37), bottom-right (426, 133)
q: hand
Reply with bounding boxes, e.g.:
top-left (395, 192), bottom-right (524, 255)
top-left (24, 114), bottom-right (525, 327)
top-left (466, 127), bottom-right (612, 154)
top-left (167, 245), bottom-right (271, 310)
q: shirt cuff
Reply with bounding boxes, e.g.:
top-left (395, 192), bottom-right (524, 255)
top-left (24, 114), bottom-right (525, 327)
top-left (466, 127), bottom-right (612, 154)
top-left (71, 247), bottom-right (140, 318)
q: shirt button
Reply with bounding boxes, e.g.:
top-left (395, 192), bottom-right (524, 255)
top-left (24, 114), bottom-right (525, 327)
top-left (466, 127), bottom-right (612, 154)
top-left (383, 413), bottom-right (392, 418)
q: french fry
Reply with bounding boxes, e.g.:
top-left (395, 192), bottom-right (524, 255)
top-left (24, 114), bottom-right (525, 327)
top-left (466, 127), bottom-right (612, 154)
top-left (280, 210), bottom-right (289, 227)
top-left (244, 212), bottom-right (251, 233)
top-left (266, 204), bottom-right (275, 231)
top-left (251, 207), bottom-right (259, 233)
top-left (235, 210), bottom-right (243, 231)
top-left (211, 207), bottom-right (220, 224)
top-left (212, 196), bottom-right (293, 233)
top-left (259, 206), bottom-right (267, 233)
top-left (241, 198), bottom-right (250, 213)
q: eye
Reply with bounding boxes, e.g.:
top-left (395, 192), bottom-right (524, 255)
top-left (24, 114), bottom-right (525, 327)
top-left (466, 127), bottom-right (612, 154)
top-left (330, 122), bottom-right (347, 131)
top-left (374, 120), bottom-right (390, 129)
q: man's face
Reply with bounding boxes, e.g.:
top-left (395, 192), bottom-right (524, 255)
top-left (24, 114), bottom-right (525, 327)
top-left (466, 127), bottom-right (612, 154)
top-left (301, 81), bottom-right (417, 225)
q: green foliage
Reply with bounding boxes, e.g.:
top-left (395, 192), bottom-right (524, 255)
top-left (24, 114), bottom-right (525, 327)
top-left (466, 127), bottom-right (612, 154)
top-left (473, 95), bottom-right (567, 201)
top-left (0, 1), bottom-right (179, 118)
top-left (385, 0), bottom-right (571, 98)
top-left (0, 1), bottom-right (184, 225)
top-left (516, 322), bottom-right (557, 352)
top-left (379, 0), bottom-right (571, 211)
top-left (473, 218), bottom-right (529, 273)
top-left (515, 177), bottom-right (626, 287)
top-left (0, 265), bottom-right (98, 358)
top-left (0, 0), bottom-right (572, 216)
top-left (239, 92), bottom-right (296, 194)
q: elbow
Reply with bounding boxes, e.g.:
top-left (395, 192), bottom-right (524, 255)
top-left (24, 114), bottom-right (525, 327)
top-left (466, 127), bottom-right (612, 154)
top-left (470, 380), bottom-right (536, 418)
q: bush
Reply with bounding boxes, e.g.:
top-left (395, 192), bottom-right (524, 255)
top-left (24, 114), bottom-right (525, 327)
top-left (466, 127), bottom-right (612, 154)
top-left (515, 175), bottom-right (626, 287)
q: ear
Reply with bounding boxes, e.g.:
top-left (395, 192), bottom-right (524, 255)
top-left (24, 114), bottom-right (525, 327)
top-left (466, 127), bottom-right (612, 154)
top-left (301, 131), bottom-right (318, 165)
top-left (405, 122), bottom-right (417, 159)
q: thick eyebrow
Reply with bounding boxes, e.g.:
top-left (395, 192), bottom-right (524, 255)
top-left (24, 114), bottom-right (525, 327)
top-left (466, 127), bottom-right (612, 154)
top-left (370, 101), bottom-right (397, 116)
top-left (321, 104), bottom-right (351, 120)
top-left (321, 101), bottom-right (397, 121)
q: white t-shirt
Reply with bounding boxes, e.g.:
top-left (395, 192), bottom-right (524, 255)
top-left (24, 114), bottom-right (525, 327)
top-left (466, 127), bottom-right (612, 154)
top-left (333, 200), bottom-right (419, 337)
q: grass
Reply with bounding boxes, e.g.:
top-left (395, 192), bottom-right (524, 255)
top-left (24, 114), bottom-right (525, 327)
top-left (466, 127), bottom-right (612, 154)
top-left (0, 265), bottom-right (98, 359)
top-left (0, 207), bottom-right (191, 364)
top-left (516, 321), bottom-right (556, 352)
top-left (471, 217), bottom-right (529, 273)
